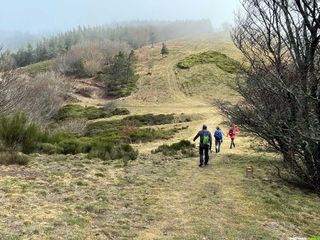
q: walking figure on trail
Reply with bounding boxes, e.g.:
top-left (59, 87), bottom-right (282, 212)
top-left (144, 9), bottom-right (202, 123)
top-left (193, 124), bottom-right (212, 167)
top-left (214, 126), bottom-right (223, 153)
top-left (227, 124), bottom-right (238, 149)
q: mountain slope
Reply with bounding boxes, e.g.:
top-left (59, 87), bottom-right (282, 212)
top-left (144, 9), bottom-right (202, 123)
top-left (0, 34), bottom-right (319, 240)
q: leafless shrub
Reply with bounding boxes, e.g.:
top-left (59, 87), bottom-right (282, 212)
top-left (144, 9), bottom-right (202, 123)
top-left (51, 118), bottom-right (87, 135)
top-left (0, 71), bottom-right (69, 124)
top-left (22, 71), bottom-right (69, 123)
top-left (0, 72), bottom-right (27, 115)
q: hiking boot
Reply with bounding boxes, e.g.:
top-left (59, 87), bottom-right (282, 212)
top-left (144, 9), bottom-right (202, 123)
top-left (199, 164), bottom-right (203, 167)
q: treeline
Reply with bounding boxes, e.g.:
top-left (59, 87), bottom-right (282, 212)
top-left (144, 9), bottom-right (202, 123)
top-left (0, 20), bottom-right (212, 70)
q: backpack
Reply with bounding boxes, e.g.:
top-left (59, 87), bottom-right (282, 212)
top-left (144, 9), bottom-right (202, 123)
top-left (214, 130), bottom-right (222, 140)
top-left (203, 133), bottom-right (210, 145)
top-left (229, 128), bottom-right (234, 137)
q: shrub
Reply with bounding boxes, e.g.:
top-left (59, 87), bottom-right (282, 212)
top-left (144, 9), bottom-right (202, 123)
top-left (129, 128), bottom-right (176, 143)
top-left (21, 71), bottom-right (68, 124)
top-left (153, 140), bottom-right (196, 157)
top-left (37, 143), bottom-right (64, 155)
top-left (75, 88), bottom-right (93, 98)
top-left (111, 108), bottom-right (130, 116)
top-left (88, 142), bottom-right (138, 160)
top-left (54, 105), bottom-right (108, 121)
top-left (123, 114), bottom-right (175, 126)
top-left (177, 51), bottom-right (241, 74)
top-left (57, 138), bottom-right (93, 154)
top-left (0, 113), bottom-right (42, 153)
top-left (54, 105), bottom-right (130, 121)
top-left (0, 72), bottom-right (67, 124)
top-left (49, 118), bottom-right (87, 135)
top-left (0, 152), bottom-right (30, 165)
top-left (84, 120), bottom-right (123, 137)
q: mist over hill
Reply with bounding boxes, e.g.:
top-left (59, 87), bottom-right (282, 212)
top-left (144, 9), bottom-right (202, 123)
top-left (0, 31), bottom-right (40, 51)
top-left (0, 20), bottom-right (213, 51)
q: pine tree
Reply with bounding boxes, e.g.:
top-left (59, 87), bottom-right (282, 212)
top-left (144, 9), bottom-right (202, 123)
top-left (104, 50), bottom-right (138, 97)
top-left (161, 43), bottom-right (169, 57)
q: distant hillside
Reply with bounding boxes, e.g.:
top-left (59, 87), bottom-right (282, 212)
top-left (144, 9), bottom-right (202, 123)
top-left (0, 20), bottom-right (213, 70)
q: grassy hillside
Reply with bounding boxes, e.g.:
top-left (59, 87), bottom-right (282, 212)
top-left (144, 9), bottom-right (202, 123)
top-left (0, 34), bottom-right (319, 240)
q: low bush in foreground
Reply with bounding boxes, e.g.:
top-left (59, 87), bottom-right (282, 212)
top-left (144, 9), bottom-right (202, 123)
top-left (0, 113), bottom-right (42, 153)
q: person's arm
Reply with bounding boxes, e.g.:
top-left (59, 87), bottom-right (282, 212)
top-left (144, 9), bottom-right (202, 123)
top-left (209, 133), bottom-right (212, 150)
top-left (193, 132), bottom-right (200, 142)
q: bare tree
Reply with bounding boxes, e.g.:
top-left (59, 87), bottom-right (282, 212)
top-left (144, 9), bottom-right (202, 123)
top-left (0, 72), bottom-right (27, 114)
top-left (20, 71), bottom-right (69, 123)
top-left (219, 0), bottom-right (320, 191)
top-left (0, 71), bottom-right (68, 124)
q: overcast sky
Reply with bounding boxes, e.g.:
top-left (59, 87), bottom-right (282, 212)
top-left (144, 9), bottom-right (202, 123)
top-left (0, 0), bottom-right (240, 33)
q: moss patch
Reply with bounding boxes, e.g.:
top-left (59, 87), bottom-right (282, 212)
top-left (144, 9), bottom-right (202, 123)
top-left (23, 60), bottom-right (52, 76)
top-left (177, 51), bottom-right (241, 74)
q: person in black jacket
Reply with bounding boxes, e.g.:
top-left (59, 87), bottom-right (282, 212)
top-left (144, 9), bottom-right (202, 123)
top-left (193, 124), bottom-right (212, 167)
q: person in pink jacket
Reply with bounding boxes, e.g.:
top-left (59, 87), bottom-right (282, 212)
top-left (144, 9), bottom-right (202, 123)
top-left (227, 124), bottom-right (238, 149)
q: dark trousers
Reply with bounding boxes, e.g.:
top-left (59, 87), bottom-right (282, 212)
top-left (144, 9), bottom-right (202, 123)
top-left (199, 145), bottom-right (209, 165)
top-left (215, 140), bottom-right (222, 153)
top-left (230, 138), bottom-right (235, 149)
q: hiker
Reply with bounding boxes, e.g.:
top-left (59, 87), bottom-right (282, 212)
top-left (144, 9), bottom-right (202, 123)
top-left (214, 126), bottom-right (223, 153)
top-left (193, 124), bottom-right (212, 167)
top-left (227, 124), bottom-right (238, 149)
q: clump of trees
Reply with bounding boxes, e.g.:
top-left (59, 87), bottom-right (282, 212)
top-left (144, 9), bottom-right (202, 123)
top-left (219, 0), bottom-right (320, 192)
top-left (53, 40), bottom-right (130, 77)
top-left (99, 50), bottom-right (139, 97)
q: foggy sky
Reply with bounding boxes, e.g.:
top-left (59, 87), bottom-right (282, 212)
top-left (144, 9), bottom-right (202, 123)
top-left (0, 0), bottom-right (240, 33)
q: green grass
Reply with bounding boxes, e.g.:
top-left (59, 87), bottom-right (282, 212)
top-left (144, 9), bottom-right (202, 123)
top-left (177, 51), bottom-right (241, 74)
